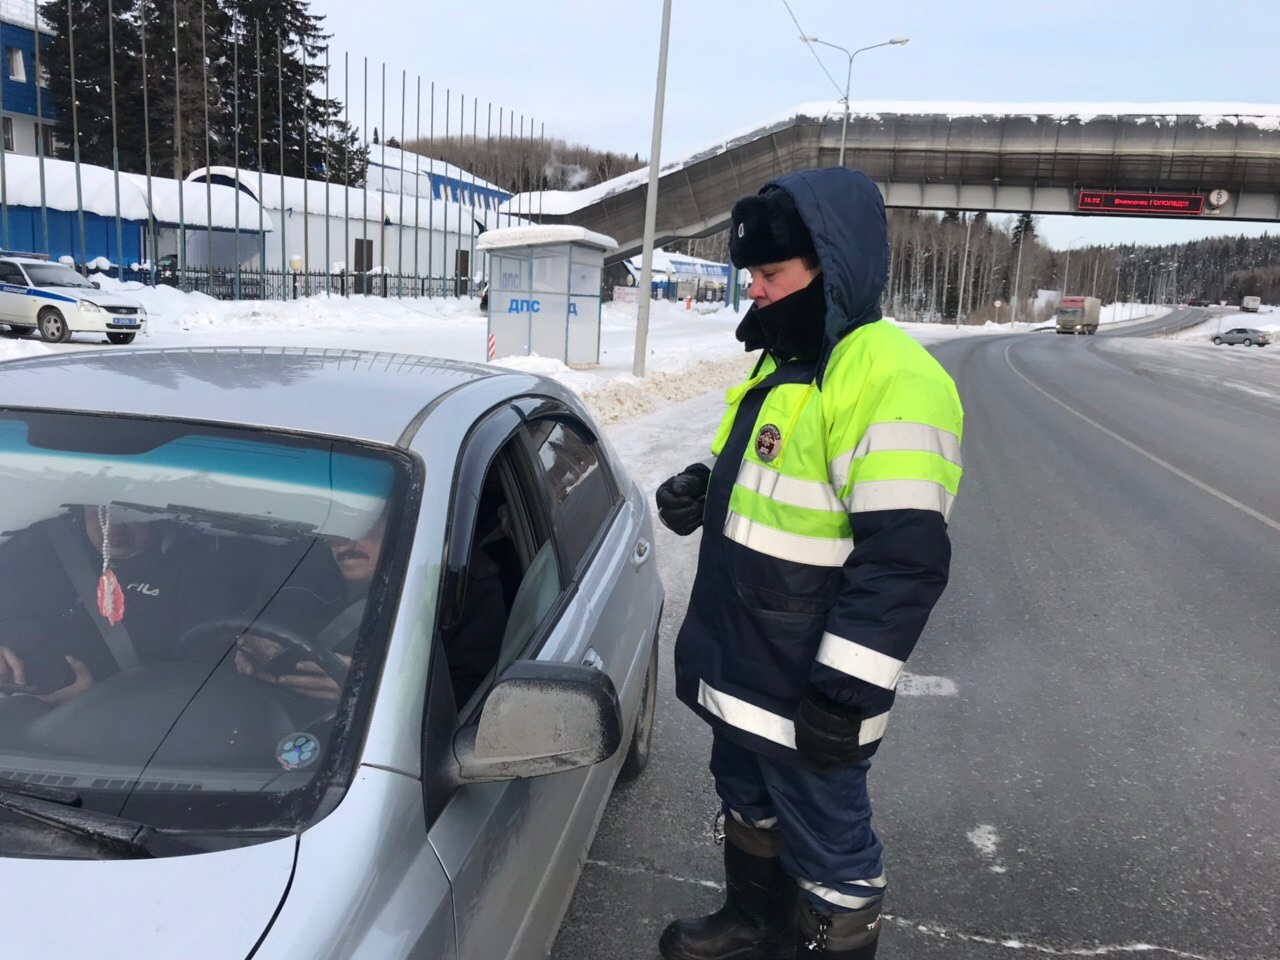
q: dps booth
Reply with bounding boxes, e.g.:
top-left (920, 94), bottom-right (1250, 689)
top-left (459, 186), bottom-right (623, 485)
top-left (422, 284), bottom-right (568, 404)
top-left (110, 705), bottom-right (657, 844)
top-left (478, 226), bottom-right (617, 365)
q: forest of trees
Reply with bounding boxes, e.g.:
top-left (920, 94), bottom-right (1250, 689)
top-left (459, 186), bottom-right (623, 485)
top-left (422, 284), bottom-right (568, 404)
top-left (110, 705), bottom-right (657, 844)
top-left (404, 133), bottom-right (644, 196)
top-left (674, 213), bottom-right (1279, 323)
top-left (38, 0), bottom-right (367, 183)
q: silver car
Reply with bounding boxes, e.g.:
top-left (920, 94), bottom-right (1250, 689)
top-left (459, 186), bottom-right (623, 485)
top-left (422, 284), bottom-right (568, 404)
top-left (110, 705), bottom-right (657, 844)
top-left (0, 348), bottom-right (662, 959)
top-left (1212, 327), bottom-right (1271, 346)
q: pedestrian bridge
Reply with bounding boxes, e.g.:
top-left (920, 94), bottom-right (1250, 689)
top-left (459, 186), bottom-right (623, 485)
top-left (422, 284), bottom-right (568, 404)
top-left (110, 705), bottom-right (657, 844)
top-left (501, 101), bottom-right (1280, 261)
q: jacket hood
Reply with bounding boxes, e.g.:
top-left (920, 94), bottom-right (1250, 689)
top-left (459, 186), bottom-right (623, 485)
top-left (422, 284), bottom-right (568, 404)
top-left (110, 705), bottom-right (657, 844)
top-left (758, 168), bottom-right (888, 376)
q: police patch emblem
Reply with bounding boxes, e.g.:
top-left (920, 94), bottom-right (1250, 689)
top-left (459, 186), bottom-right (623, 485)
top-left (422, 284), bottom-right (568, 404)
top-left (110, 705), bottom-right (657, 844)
top-left (755, 424), bottom-right (782, 462)
top-left (737, 223), bottom-right (745, 238)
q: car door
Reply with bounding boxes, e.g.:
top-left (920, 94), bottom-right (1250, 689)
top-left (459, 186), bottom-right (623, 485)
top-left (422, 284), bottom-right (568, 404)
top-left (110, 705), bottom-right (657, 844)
top-left (515, 400), bottom-right (656, 777)
top-left (0, 261), bottom-right (30, 325)
top-left (425, 404), bottom-right (608, 960)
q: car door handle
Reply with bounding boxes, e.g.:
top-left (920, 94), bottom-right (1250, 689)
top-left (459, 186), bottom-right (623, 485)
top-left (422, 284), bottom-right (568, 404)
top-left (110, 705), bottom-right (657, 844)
top-left (582, 647), bottom-right (605, 671)
top-left (631, 538), bottom-right (651, 569)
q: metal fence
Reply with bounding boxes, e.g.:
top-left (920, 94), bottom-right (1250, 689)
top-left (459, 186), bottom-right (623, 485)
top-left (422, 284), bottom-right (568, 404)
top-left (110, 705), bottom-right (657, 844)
top-left (120, 266), bottom-right (478, 301)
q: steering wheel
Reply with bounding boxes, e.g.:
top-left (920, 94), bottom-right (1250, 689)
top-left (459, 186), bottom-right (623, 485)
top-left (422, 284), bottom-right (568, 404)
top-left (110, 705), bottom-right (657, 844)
top-left (176, 617), bottom-right (351, 688)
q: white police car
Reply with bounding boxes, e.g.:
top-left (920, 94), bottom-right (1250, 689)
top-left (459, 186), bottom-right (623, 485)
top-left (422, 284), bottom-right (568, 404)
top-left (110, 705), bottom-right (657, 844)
top-left (0, 256), bottom-right (146, 344)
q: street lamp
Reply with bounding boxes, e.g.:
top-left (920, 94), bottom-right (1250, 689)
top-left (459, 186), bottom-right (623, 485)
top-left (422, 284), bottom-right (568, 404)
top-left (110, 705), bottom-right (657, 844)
top-left (800, 35), bottom-right (909, 166)
top-left (1062, 235), bottom-right (1086, 294)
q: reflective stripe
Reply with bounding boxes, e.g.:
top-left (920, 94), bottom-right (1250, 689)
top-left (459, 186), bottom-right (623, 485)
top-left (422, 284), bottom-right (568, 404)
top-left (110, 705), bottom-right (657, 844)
top-left (798, 879), bottom-right (885, 910)
top-left (858, 709), bottom-right (890, 746)
top-left (736, 459), bottom-right (843, 513)
top-left (698, 680), bottom-right (796, 749)
top-left (830, 421), bottom-right (962, 489)
top-left (724, 512), bottom-right (853, 567)
top-left (844, 479), bottom-right (955, 520)
top-left (698, 680), bottom-right (891, 749)
top-left (816, 633), bottom-right (905, 690)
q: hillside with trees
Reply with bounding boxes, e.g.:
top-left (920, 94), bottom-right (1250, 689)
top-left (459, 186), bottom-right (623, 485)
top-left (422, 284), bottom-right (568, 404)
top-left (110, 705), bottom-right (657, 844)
top-left (403, 134), bottom-right (644, 195)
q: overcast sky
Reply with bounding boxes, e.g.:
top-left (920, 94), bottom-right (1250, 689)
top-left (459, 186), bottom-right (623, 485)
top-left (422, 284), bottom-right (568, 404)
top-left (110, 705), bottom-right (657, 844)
top-left (309, 0), bottom-right (1278, 249)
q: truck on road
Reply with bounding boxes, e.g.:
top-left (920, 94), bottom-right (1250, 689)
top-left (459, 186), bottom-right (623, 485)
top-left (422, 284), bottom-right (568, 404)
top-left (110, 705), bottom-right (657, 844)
top-left (1056, 296), bottom-right (1101, 335)
top-left (1241, 295), bottom-right (1262, 313)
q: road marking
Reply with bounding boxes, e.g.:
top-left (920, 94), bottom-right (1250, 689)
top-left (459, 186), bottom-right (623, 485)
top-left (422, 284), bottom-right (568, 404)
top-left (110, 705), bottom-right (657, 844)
top-left (967, 823), bottom-right (1008, 873)
top-left (881, 914), bottom-right (1214, 958)
top-left (898, 673), bottom-right (959, 696)
top-left (1004, 343), bottom-right (1280, 536)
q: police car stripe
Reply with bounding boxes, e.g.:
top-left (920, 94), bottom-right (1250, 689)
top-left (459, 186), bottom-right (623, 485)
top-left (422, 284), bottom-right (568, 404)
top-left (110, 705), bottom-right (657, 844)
top-left (724, 511), bottom-right (853, 567)
top-left (816, 632), bottom-right (906, 690)
top-left (697, 680), bottom-right (892, 749)
top-left (735, 459), bottom-right (844, 513)
top-left (843, 479), bottom-right (955, 520)
top-left (797, 879), bottom-right (885, 910)
top-left (830, 422), bottom-right (962, 488)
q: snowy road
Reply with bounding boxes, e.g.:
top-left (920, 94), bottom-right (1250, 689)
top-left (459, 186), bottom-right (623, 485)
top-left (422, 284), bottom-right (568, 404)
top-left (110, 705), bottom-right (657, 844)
top-left (552, 329), bottom-right (1280, 959)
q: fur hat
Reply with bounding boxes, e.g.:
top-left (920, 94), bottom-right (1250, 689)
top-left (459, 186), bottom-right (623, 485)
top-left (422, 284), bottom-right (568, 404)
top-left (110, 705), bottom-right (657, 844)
top-left (728, 186), bottom-right (817, 268)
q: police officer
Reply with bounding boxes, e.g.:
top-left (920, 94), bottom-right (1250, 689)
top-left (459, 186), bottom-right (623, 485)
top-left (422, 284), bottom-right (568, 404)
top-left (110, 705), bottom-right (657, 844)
top-left (655, 168), bottom-right (964, 959)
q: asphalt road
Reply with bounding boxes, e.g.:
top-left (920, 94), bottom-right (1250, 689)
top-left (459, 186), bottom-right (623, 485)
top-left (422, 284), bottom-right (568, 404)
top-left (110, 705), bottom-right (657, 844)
top-left (552, 313), bottom-right (1280, 960)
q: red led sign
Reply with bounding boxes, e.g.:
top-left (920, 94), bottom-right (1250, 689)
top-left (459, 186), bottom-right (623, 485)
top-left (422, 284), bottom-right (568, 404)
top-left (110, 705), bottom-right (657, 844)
top-left (1077, 191), bottom-right (1205, 215)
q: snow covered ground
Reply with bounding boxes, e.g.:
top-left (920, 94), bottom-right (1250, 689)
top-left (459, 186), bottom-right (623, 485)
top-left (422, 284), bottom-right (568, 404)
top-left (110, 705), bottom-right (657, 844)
top-left (0, 281), bottom-right (1119, 424)
top-left (1166, 306), bottom-right (1279, 349)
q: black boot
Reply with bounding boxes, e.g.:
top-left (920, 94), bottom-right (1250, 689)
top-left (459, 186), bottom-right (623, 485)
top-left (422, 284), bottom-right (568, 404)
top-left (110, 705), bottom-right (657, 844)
top-left (796, 899), bottom-right (881, 959)
top-left (658, 817), bottom-right (797, 960)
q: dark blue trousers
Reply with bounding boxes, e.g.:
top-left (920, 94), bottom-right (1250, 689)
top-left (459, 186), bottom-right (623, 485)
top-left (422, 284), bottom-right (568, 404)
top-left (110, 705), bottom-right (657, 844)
top-left (710, 734), bottom-right (886, 914)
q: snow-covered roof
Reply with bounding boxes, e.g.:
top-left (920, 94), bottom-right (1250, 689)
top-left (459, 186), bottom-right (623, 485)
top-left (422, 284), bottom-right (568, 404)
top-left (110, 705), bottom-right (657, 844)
top-left (1, 0), bottom-right (52, 32)
top-left (190, 165), bottom-right (522, 232)
top-left (477, 225), bottom-right (617, 252)
top-left (0, 155), bottom-right (272, 230)
top-left (624, 248), bottom-right (729, 279)
top-left (505, 99), bottom-right (1280, 217)
top-left (366, 145), bottom-right (506, 196)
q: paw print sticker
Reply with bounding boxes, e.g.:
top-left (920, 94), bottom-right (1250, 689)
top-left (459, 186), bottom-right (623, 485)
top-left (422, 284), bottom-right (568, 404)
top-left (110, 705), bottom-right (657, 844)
top-left (277, 733), bottom-right (321, 770)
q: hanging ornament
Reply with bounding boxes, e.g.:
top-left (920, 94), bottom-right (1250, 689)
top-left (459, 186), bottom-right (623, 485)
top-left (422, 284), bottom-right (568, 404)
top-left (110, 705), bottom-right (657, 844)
top-left (96, 505), bottom-right (126, 625)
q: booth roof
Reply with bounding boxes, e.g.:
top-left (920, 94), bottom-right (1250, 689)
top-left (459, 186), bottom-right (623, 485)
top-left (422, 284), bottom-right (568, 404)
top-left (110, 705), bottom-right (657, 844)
top-left (477, 225), bottom-right (617, 252)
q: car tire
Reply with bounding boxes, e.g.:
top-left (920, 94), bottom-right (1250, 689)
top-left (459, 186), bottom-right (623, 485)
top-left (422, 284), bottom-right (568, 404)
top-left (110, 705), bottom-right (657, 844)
top-left (37, 308), bottom-right (70, 344)
top-left (106, 332), bottom-right (136, 345)
top-left (1244, 338), bottom-right (1253, 347)
top-left (1213, 337), bottom-right (1223, 345)
top-left (618, 633), bottom-right (658, 782)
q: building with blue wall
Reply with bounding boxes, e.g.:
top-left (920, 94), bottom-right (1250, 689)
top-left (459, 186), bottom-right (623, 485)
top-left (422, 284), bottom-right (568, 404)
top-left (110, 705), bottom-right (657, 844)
top-left (0, 2), bottom-right (56, 158)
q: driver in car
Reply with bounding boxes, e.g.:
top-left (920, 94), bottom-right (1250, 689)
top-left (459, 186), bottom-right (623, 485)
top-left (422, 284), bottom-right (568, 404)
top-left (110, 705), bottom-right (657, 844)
top-left (233, 515), bottom-right (389, 704)
top-left (0, 505), bottom-right (252, 703)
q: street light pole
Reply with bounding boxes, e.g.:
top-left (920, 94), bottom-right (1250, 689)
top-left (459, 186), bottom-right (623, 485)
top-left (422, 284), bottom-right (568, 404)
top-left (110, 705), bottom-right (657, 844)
top-left (633, 0), bottom-right (673, 379)
top-left (800, 36), bottom-right (908, 166)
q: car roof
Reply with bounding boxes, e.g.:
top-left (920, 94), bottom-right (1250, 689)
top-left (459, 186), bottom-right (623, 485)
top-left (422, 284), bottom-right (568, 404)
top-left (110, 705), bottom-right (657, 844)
top-left (0, 257), bottom-right (55, 266)
top-left (0, 347), bottom-right (504, 446)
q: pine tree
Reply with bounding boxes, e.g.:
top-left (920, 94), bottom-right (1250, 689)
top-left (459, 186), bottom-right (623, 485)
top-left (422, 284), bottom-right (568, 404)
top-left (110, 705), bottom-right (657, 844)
top-left (39, 0), bottom-right (146, 169)
top-left (225, 0), bottom-right (367, 183)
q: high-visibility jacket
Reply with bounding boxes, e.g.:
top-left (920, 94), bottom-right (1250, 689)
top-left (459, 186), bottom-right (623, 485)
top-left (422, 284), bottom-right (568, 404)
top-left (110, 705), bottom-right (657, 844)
top-left (673, 167), bottom-right (964, 765)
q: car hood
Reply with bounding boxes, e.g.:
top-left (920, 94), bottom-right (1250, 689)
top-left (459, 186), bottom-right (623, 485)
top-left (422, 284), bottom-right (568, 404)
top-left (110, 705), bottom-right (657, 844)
top-left (66, 288), bottom-right (145, 309)
top-left (0, 834), bottom-right (296, 957)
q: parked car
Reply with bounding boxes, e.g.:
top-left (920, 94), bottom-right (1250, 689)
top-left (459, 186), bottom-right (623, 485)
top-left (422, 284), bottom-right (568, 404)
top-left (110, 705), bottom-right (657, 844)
top-left (0, 256), bottom-right (146, 343)
top-left (1212, 328), bottom-right (1270, 347)
top-left (0, 348), bottom-right (663, 959)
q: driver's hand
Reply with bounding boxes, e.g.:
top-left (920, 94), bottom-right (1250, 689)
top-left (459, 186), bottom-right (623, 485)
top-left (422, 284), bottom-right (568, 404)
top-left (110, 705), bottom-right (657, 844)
top-left (40, 657), bottom-right (93, 706)
top-left (0, 645), bottom-right (26, 686)
top-left (275, 655), bottom-right (352, 704)
top-left (0, 648), bottom-right (91, 703)
top-left (234, 634), bottom-right (284, 678)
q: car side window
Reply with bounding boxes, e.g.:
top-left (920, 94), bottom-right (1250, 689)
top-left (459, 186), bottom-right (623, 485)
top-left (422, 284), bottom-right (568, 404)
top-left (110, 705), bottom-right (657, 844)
top-left (0, 262), bottom-right (25, 285)
top-left (440, 437), bottom-right (564, 715)
top-left (522, 417), bottom-right (620, 575)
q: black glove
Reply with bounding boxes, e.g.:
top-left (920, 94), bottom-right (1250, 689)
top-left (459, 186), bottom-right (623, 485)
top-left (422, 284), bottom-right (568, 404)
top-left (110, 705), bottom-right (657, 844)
top-left (655, 462), bottom-right (711, 536)
top-left (794, 686), bottom-right (863, 770)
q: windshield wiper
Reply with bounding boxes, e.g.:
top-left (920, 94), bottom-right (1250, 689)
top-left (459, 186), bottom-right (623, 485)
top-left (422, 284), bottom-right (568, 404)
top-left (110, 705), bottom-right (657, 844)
top-left (0, 781), bottom-right (197, 859)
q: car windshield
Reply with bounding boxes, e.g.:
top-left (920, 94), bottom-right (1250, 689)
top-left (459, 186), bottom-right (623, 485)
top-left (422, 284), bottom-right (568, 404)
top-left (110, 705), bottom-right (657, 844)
top-left (1060, 307), bottom-right (1083, 317)
top-left (0, 411), bottom-right (412, 852)
top-left (22, 264), bottom-right (95, 289)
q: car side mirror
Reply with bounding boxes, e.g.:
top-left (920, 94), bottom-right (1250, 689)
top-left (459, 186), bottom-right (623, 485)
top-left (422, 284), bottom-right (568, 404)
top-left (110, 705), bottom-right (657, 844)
top-left (452, 660), bottom-right (622, 783)
top-left (90, 280), bottom-right (101, 289)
